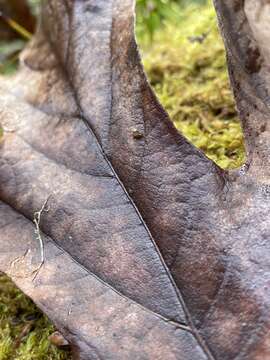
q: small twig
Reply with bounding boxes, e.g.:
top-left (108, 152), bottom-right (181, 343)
top-left (32, 196), bottom-right (51, 279)
top-left (10, 249), bottom-right (30, 268)
top-left (0, 11), bottom-right (32, 40)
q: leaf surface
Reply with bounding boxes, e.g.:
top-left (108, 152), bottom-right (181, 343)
top-left (1, 0), bottom-right (270, 359)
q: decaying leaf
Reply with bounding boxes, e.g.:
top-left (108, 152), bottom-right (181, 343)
top-left (0, 0), bottom-right (270, 359)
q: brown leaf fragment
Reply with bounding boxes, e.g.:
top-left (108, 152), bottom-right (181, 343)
top-left (49, 331), bottom-right (70, 348)
top-left (14, 322), bottom-right (33, 349)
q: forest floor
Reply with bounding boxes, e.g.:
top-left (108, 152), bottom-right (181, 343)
top-left (0, 1), bottom-right (244, 359)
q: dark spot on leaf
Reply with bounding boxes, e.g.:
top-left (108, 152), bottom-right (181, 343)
top-left (260, 124), bottom-right (266, 133)
top-left (84, 4), bottom-right (101, 14)
top-left (233, 0), bottom-right (245, 12)
top-left (245, 45), bottom-right (262, 74)
top-left (132, 128), bottom-right (144, 139)
top-left (127, 38), bottom-right (139, 66)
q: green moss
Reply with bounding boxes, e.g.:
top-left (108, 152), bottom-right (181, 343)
top-left (137, 1), bottom-right (245, 169)
top-left (0, 275), bottom-right (71, 360)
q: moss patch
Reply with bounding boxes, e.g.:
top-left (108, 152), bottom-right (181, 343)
top-left (137, 1), bottom-right (245, 169)
top-left (0, 275), bottom-right (70, 360)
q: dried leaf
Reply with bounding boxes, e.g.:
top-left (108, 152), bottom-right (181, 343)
top-left (0, 0), bottom-right (270, 359)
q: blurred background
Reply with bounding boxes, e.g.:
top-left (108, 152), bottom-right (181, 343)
top-left (0, 1), bottom-right (244, 359)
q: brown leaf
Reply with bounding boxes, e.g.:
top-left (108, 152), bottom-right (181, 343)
top-left (0, 0), bottom-right (270, 359)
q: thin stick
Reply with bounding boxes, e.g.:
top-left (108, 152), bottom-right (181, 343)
top-left (32, 196), bottom-right (51, 279)
top-left (0, 11), bottom-right (32, 40)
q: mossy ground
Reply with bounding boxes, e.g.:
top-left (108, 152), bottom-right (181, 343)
top-left (0, 275), bottom-right (71, 360)
top-left (0, 1), bottom-right (245, 359)
top-left (138, 1), bottom-right (245, 169)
